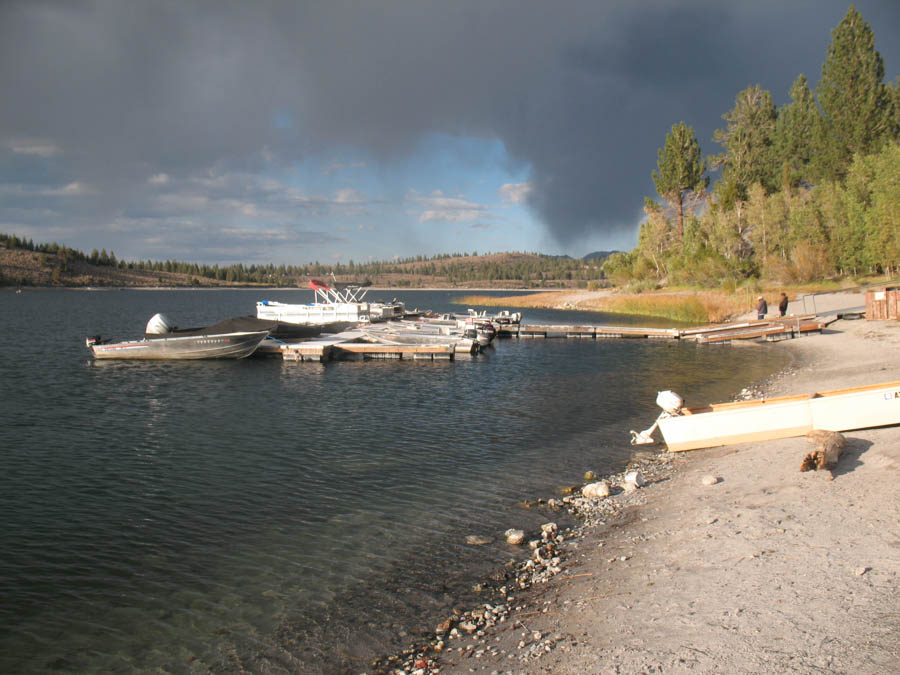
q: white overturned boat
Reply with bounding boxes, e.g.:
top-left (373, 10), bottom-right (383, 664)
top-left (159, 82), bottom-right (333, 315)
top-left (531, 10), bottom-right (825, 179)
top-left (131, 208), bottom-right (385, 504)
top-left (257, 279), bottom-right (404, 324)
top-left (86, 314), bottom-right (273, 360)
top-left (631, 382), bottom-right (900, 452)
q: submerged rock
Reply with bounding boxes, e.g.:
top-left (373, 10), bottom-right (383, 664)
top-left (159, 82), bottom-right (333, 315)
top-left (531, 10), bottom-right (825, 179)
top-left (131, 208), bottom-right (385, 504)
top-left (465, 535), bottom-right (493, 546)
top-left (504, 529), bottom-right (525, 545)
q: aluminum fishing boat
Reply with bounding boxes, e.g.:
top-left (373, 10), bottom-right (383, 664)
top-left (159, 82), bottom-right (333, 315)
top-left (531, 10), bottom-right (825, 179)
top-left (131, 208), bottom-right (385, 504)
top-left (86, 315), bottom-right (273, 360)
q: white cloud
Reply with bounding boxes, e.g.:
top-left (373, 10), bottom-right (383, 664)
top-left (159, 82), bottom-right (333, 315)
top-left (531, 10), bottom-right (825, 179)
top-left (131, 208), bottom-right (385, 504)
top-left (149, 173), bottom-right (170, 185)
top-left (157, 193), bottom-right (209, 211)
top-left (333, 187), bottom-right (366, 203)
top-left (323, 160), bottom-right (367, 175)
top-left (410, 192), bottom-right (487, 223)
top-left (10, 138), bottom-right (61, 157)
top-left (499, 182), bottom-right (532, 203)
top-left (41, 182), bottom-right (97, 196)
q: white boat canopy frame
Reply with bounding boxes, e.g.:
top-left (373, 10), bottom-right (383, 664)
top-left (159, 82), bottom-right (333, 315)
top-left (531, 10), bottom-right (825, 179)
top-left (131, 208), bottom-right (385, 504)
top-left (309, 278), bottom-right (369, 304)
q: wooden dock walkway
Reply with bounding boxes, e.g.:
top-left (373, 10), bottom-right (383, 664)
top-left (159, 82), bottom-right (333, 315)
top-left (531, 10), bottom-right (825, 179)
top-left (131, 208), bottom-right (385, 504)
top-left (496, 315), bottom-right (831, 343)
top-left (254, 315), bottom-right (835, 363)
top-left (258, 330), bottom-right (458, 362)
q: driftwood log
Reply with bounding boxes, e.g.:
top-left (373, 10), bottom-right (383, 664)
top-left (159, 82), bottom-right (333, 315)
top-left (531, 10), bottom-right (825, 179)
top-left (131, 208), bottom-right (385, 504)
top-left (800, 430), bottom-right (845, 472)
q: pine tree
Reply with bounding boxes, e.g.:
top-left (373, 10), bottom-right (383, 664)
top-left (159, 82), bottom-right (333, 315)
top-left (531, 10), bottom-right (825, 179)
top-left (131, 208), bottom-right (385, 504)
top-left (774, 74), bottom-right (820, 189)
top-left (713, 84), bottom-right (778, 204)
top-left (816, 6), bottom-right (893, 179)
top-left (652, 122), bottom-right (708, 242)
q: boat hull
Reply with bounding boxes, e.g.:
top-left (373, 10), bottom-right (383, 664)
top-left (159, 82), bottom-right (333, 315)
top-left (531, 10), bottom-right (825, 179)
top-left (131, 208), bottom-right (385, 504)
top-left (90, 331), bottom-right (269, 360)
top-left (658, 381), bottom-right (900, 452)
top-left (360, 327), bottom-right (478, 354)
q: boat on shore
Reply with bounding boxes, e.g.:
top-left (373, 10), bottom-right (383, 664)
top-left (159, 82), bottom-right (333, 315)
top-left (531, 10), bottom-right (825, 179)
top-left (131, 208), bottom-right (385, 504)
top-left (631, 382), bottom-right (900, 452)
top-left (257, 279), bottom-right (405, 324)
top-left (86, 315), bottom-right (276, 360)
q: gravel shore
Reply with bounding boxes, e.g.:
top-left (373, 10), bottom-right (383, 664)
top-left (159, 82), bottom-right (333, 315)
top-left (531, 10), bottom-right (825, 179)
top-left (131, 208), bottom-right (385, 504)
top-left (378, 292), bottom-right (900, 674)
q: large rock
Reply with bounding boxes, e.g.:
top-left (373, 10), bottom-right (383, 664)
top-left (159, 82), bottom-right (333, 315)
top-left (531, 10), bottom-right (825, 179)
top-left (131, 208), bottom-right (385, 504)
top-left (504, 528), bottom-right (525, 545)
top-left (582, 480), bottom-right (611, 499)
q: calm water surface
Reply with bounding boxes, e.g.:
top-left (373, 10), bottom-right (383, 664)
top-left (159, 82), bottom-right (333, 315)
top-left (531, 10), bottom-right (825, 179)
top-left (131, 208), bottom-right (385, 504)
top-left (0, 289), bottom-right (788, 673)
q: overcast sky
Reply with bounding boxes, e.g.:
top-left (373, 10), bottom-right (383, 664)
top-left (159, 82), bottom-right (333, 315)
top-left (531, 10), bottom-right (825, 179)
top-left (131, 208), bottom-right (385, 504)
top-left (1, 1), bottom-right (897, 265)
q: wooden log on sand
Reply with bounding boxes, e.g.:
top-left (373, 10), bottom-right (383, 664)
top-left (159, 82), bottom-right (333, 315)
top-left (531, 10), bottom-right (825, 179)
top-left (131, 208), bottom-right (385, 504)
top-left (800, 430), bottom-right (845, 472)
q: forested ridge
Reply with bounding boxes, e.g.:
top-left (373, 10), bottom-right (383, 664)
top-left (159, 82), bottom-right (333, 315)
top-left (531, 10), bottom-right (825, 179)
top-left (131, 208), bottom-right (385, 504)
top-left (0, 235), bottom-right (610, 288)
top-left (606, 6), bottom-right (899, 290)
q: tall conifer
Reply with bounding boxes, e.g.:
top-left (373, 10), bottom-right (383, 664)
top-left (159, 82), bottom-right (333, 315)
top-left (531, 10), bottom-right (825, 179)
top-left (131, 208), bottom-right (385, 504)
top-left (652, 122), bottom-right (708, 242)
top-left (816, 6), bottom-right (893, 180)
top-left (774, 74), bottom-right (820, 189)
top-left (712, 84), bottom-right (778, 204)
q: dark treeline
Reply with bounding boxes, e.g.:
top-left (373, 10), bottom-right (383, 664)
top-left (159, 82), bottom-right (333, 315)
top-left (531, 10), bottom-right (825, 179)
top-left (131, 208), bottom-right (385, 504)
top-left (606, 5), bottom-right (899, 289)
top-left (0, 233), bottom-right (607, 287)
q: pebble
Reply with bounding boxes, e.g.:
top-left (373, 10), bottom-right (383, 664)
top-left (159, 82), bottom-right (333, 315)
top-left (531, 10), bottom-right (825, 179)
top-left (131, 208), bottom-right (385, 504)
top-left (624, 470), bottom-right (645, 488)
top-left (701, 474), bottom-right (720, 486)
top-left (374, 451), bottom-right (677, 674)
top-left (466, 535), bottom-right (493, 546)
top-left (854, 566), bottom-right (870, 576)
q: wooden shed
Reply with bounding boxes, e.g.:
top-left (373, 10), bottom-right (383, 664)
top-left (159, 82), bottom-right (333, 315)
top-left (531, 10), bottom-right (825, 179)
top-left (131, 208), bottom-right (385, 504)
top-left (866, 286), bottom-right (900, 320)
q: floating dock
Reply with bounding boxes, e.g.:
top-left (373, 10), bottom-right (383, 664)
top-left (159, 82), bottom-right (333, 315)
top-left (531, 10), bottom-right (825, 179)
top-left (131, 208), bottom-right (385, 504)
top-left (253, 315), bottom-right (834, 363)
top-left (257, 330), bottom-right (459, 362)
top-left (496, 315), bottom-right (832, 343)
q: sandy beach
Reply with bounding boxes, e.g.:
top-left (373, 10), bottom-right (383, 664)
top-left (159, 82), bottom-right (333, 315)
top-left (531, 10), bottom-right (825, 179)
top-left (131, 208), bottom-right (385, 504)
top-left (385, 292), bottom-right (899, 674)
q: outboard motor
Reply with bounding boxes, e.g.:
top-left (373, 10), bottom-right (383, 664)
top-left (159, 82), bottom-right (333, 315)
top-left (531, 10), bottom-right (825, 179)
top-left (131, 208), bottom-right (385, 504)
top-left (656, 390), bottom-right (684, 415)
top-left (630, 390), bottom-right (685, 445)
top-left (145, 313), bottom-right (174, 335)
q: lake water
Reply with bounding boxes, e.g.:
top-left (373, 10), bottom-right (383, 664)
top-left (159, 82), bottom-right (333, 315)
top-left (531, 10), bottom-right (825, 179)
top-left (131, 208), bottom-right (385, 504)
top-left (0, 289), bottom-right (787, 673)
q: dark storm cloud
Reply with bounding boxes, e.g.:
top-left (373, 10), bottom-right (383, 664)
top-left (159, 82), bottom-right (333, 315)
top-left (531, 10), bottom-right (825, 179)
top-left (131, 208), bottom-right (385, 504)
top-left (1, 0), bottom-right (898, 252)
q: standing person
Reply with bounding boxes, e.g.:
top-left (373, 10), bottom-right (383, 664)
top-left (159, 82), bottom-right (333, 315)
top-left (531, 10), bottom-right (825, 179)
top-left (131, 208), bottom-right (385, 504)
top-left (757, 295), bottom-right (768, 319)
top-left (779, 292), bottom-right (789, 317)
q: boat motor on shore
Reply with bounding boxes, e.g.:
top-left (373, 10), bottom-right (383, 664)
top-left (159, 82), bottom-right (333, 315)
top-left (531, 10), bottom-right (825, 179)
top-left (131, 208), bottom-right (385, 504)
top-left (630, 382), bottom-right (900, 452)
top-left (630, 391), bottom-right (684, 445)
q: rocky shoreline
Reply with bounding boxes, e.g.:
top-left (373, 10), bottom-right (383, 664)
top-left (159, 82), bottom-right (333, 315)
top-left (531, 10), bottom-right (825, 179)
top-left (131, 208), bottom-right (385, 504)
top-left (371, 293), bottom-right (898, 675)
top-left (372, 451), bottom-right (679, 674)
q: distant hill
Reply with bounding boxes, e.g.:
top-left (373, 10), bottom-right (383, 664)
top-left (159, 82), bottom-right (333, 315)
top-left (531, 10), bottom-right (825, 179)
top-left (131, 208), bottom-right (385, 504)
top-left (1, 239), bottom-right (610, 289)
top-left (583, 251), bottom-right (619, 262)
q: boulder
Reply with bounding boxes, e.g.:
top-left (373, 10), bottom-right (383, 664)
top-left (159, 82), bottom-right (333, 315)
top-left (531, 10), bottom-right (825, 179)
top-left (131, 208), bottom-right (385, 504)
top-left (582, 480), bottom-right (611, 499)
top-left (504, 529), bottom-right (525, 545)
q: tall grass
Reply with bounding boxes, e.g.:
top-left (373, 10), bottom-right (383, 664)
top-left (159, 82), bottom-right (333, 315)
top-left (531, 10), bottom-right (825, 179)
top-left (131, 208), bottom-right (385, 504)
top-left (454, 293), bottom-right (558, 308)
top-left (602, 293), bottom-right (747, 323)
top-left (455, 290), bottom-right (749, 323)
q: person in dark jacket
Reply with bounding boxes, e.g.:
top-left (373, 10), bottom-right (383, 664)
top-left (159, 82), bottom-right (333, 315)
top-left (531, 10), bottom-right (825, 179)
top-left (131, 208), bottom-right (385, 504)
top-left (757, 296), bottom-right (768, 319)
top-left (779, 292), bottom-right (789, 317)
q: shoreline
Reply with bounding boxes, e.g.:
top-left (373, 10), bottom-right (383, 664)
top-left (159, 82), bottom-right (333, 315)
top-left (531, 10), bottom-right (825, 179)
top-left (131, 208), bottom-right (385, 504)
top-left (377, 298), bottom-right (899, 674)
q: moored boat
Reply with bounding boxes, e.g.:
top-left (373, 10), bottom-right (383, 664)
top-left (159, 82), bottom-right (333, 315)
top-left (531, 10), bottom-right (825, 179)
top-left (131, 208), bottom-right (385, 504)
top-left (631, 382), bottom-right (900, 452)
top-left (256, 279), bottom-right (404, 324)
top-left (360, 323), bottom-right (479, 354)
top-left (86, 315), bottom-right (274, 360)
